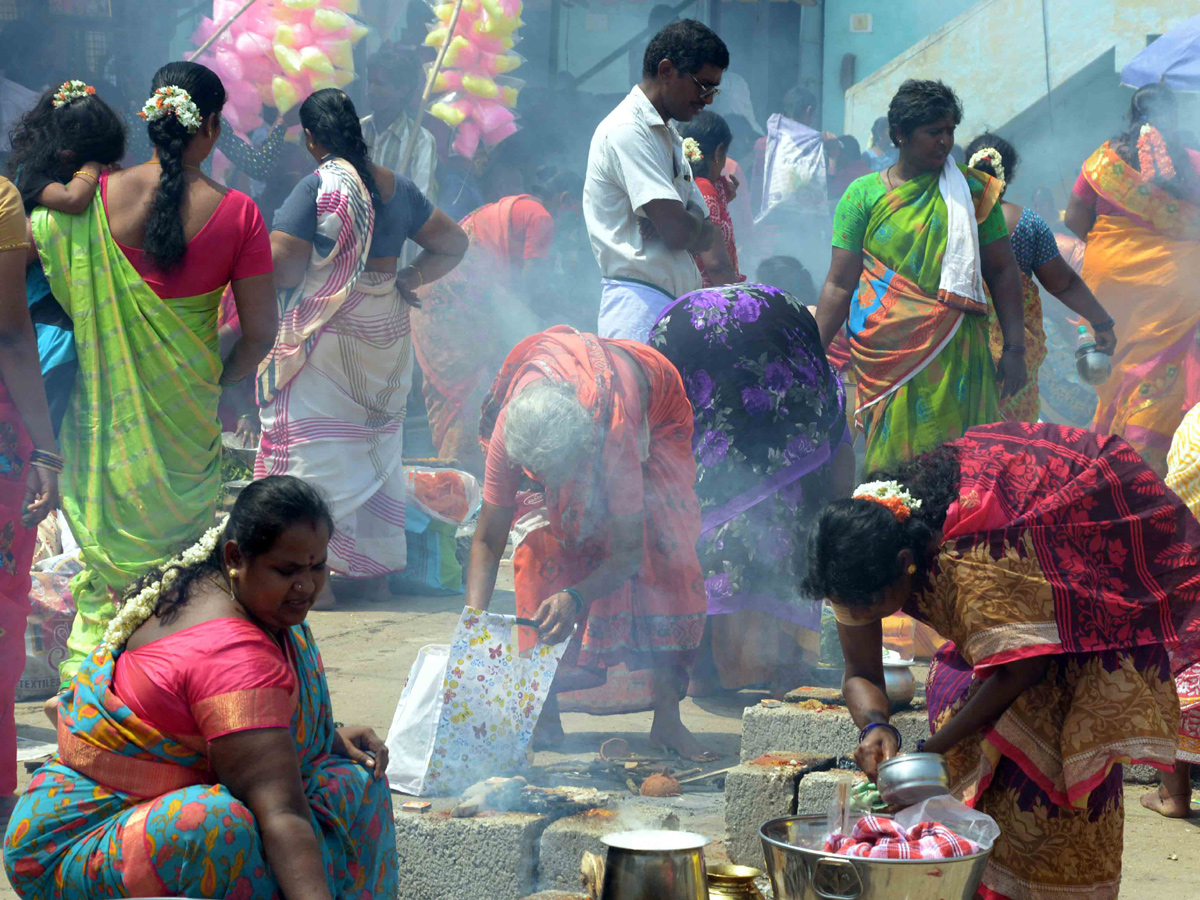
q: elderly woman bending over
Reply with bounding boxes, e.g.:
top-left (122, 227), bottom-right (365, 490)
top-left (465, 326), bottom-right (714, 761)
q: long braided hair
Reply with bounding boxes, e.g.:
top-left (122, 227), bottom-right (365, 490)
top-left (142, 61), bottom-right (227, 270)
top-left (299, 88), bottom-right (380, 204)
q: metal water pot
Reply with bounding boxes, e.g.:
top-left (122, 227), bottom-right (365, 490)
top-left (599, 830), bottom-right (709, 900)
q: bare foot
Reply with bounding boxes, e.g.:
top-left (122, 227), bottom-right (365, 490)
top-left (649, 721), bottom-right (719, 764)
top-left (1141, 785), bottom-right (1192, 819)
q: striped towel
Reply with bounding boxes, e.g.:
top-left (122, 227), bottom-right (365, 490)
top-left (824, 815), bottom-right (978, 860)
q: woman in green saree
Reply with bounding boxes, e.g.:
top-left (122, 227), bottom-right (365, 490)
top-left (815, 80), bottom-right (1027, 471)
top-left (32, 61), bottom-right (277, 689)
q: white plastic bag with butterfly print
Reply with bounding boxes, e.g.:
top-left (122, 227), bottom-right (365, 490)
top-left (385, 606), bottom-right (568, 796)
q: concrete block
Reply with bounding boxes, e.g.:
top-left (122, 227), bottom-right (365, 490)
top-left (1124, 763), bottom-right (1161, 785)
top-left (395, 810), bottom-right (551, 900)
top-left (796, 770), bottom-right (860, 816)
top-left (724, 762), bottom-right (803, 869)
top-left (740, 705), bottom-right (929, 762)
top-left (537, 805), bottom-right (680, 892)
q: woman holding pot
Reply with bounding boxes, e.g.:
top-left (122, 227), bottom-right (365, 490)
top-left (802, 421), bottom-right (1200, 900)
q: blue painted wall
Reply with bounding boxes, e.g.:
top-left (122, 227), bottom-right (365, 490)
top-left (821, 0), bottom-right (975, 133)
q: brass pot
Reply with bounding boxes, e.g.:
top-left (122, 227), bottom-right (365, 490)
top-left (707, 863), bottom-right (766, 900)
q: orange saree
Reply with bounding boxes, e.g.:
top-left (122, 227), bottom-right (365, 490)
top-left (479, 328), bottom-right (706, 699)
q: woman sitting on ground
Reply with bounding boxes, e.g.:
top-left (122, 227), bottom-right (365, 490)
top-left (3, 476), bottom-right (397, 900)
top-left (465, 326), bottom-right (714, 762)
top-left (803, 421), bottom-right (1200, 900)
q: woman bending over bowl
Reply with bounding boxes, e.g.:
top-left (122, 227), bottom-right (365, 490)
top-left (803, 421), bottom-right (1200, 900)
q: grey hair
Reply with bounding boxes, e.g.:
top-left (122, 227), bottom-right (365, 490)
top-left (503, 379), bottom-right (601, 487)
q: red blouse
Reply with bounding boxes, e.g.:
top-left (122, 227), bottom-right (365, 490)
top-left (693, 176), bottom-right (745, 288)
top-left (101, 172), bottom-right (273, 299)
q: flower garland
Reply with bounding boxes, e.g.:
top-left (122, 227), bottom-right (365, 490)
top-left (967, 147), bottom-right (1006, 191)
top-left (1137, 124), bottom-right (1175, 181)
top-left (100, 517), bottom-right (228, 652)
top-left (53, 80), bottom-right (96, 109)
top-left (139, 85), bottom-right (203, 134)
top-left (853, 480), bottom-right (922, 522)
top-left (682, 137), bottom-right (704, 164)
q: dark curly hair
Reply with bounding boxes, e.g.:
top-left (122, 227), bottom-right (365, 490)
top-left (643, 18), bottom-right (729, 78)
top-left (143, 61), bottom-right (226, 271)
top-left (965, 132), bottom-right (1019, 196)
top-left (799, 444), bottom-right (962, 607)
top-left (6, 86), bottom-right (126, 192)
top-left (300, 88), bottom-right (380, 204)
top-left (887, 79), bottom-right (963, 147)
top-left (1111, 83), bottom-right (1196, 200)
top-left (122, 476), bottom-right (335, 627)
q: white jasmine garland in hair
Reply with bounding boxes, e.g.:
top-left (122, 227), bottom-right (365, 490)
top-left (852, 480), bottom-right (922, 522)
top-left (100, 517), bottom-right (229, 652)
top-left (53, 80), bottom-right (95, 109)
top-left (682, 137), bottom-right (703, 164)
top-left (967, 147), bottom-right (1006, 190)
top-left (139, 86), bottom-right (202, 133)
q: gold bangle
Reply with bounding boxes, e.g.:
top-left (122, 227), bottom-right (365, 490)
top-left (72, 170), bottom-right (97, 183)
top-left (403, 265), bottom-right (424, 289)
top-left (29, 449), bottom-right (65, 474)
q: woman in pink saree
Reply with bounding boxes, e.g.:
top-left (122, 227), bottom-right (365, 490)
top-left (3, 477), bottom-right (397, 900)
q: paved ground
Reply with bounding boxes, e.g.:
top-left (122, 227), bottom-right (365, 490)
top-left (3, 560), bottom-right (1199, 897)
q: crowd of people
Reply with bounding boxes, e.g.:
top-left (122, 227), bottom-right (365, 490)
top-left (0, 12), bottom-right (1197, 900)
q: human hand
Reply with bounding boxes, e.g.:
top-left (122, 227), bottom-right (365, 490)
top-left (234, 414), bottom-right (259, 448)
top-left (333, 725), bottom-right (389, 780)
top-left (1092, 324), bottom-right (1117, 355)
top-left (399, 285), bottom-right (422, 309)
top-left (723, 172), bottom-right (740, 202)
top-left (853, 726), bottom-right (898, 782)
top-left (638, 215), bottom-right (659, 243)
top-left (996, 350), bottom-right (1027, 398)
top-left (22, 465), bottom-right (57, 529)
top-left (533, 591), bottom-right (580, 645)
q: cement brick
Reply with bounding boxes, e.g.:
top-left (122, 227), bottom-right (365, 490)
top-left (1123, 763), bottom-right (1161, 785)
top-left (395, 810), bottom-right (550, 900)
top-left (724, 762), bottom-right (803, 869)
top-left (740, 705), bottom-right (929, 762)
top-left (537, 805), bottom-right (680, 892)
top-left (796, 770), bottom-right (861, 816)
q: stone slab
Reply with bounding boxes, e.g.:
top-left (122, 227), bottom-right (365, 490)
top-left (395, 810), bottom-right (551, 900)
top-left (724, 762), bottom-right (803, 869)
top-left (796, 769), bottom-right (861, 816)
top-left (740, 705), bottom-right (929, 762)
top-left (537, 804), bottom-right (680, 893)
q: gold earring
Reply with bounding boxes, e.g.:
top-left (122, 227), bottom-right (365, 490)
top-left (229, 568), bottom-right (238, 579)
top-left (907, 564), bottom-right (917, 575)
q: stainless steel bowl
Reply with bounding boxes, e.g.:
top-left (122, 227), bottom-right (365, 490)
top-left (760, 815), bottom-right (989, 900)
top-left (881, 663), bottom-right (915, 710)
top-left (600, 830), bottom-right (709, 900)
top-left (875, 752), bottom-right (950, 807)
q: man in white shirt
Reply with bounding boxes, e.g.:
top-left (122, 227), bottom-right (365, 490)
top-left (584, 19), bottom-right (729, 342)
top-left (362, 44), bottom-right (438, 202)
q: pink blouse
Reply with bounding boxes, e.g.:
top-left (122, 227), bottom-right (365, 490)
top-left (112, 618), bottom-right (297, 742)
top-left (100, 172), bottom-right (273, 300)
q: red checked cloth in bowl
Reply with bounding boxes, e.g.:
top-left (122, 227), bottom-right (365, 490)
top-left (823, 815), bottom-right (979, 859)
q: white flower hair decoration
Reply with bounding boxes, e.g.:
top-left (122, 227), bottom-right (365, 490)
top-left (53, 80), bottom-right (96, 109)
top-left (100, 516), bottom-right (229, 652)
top-left (852, 480), bottom-right (922, 522)
top-left (682, 137), bottom-right (703, 164)
top-left (967, 147), bottom-right (1006, 190)
top-left (139, 85), bottom-right (203, 134)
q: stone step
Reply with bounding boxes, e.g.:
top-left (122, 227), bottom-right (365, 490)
top-left (740, 704), bottom-right (930, 762)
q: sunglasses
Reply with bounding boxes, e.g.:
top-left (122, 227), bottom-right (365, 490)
top-left (691, 75), bottom-right (720, 99)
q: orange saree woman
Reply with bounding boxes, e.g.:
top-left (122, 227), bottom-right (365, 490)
top-left (1069, 99), bottom-right (1200, 475)
top-left (466, 327), bottom-right (711, 759)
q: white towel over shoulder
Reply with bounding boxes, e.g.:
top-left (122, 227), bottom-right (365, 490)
top-left (937, 159), bottom-right (988, 311)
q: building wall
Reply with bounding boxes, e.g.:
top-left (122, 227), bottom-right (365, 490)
top-left (821, 0), bottom-right (974, 134)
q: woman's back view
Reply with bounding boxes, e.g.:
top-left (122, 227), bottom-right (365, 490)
top-left (32, 61), bottom-right (277, 691)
